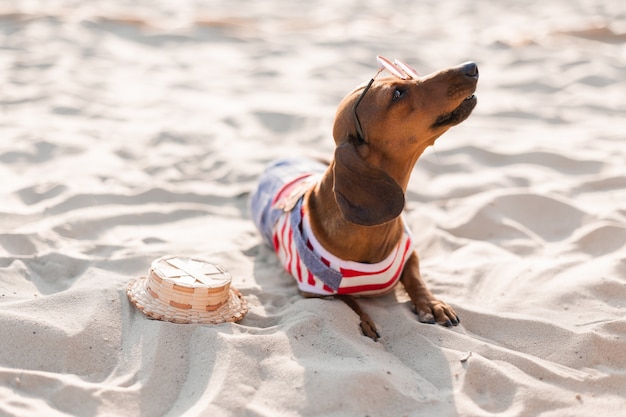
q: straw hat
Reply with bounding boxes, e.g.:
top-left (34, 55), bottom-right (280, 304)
top-left (127, 256), bottom-right (248, 324)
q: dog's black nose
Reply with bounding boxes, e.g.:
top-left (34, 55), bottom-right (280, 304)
top-left (462, 62), bottom-right (479, 79)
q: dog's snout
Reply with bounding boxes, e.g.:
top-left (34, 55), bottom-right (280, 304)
top-left (462, 62), bottom-right (479, 79)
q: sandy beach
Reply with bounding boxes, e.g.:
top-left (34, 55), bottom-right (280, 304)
top-left (1, 0), bottom-right (625, 416)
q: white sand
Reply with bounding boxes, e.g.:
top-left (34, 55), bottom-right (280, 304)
top-left (1, 1), bottom-right (625, 416)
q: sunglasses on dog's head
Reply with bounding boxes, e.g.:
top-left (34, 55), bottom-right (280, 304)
top-left (353, 56), bottom-right (420, 142)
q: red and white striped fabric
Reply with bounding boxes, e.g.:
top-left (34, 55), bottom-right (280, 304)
top-left (270, 177), bottom-right (414, 296)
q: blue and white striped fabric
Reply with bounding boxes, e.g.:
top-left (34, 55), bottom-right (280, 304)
top-left (250, 157), bottom-right (326, 246)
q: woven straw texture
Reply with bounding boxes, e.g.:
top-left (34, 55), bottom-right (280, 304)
top-left (127, 256), bottom-right (248, 324)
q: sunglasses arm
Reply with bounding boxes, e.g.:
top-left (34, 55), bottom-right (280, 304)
top-left (352, 68), bottom-right (383, 142)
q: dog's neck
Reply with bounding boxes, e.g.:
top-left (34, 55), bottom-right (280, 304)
top-left (304, 164), bottom-right (405, 264)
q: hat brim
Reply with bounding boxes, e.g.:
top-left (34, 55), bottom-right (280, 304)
top-left (127, 276), bottom-right (248, 324)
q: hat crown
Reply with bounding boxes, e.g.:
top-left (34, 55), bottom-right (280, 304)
top-left (153, 256), bottom-right (231, 288)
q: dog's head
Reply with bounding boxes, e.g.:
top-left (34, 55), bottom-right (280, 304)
top-left (331, 61), bottom-right (478, 226)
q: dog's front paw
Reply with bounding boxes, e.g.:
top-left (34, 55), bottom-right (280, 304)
top-left (360, 318), bottom-right (381, 342)
top-left (414, 298), bottom-right (460, 327)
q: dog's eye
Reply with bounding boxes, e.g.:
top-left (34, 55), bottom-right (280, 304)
top-left (392, 88), bottom-right (407, 101)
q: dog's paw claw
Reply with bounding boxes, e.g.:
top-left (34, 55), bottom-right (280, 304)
top-left (415, 299), bottom-right (459, 328)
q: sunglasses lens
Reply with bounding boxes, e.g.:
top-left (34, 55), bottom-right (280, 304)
top-left (393, 59), bottom-right (420, 79)
top-left (376, 55), bottom-right (407, 79)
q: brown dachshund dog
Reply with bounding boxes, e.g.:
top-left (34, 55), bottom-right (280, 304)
top-left (251, 58), bottom-right (478, 340)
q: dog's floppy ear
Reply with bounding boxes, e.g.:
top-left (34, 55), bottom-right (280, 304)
top-left (333, 142), bottom-right (405, 226)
